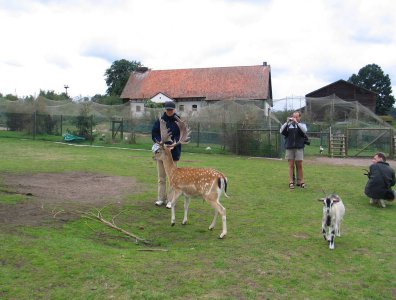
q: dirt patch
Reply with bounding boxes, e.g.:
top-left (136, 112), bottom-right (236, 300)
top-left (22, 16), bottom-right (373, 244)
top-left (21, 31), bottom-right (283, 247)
top-left (0, 172), bottom-right (145, 227)
top-left (306, 156), bottom-right (396, 168)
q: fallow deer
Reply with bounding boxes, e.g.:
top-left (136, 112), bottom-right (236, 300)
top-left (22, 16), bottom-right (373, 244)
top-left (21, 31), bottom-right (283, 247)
top-left (153, 116), bottom-right (229, 239)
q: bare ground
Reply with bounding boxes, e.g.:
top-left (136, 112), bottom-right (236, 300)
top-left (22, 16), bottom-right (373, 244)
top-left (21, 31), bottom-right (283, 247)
top-left (306, 156), bottom-right (396, 168)
top-left (0, 172), bottom-right (145, 227)
top-left (1, 156), bottom-right (394, 227)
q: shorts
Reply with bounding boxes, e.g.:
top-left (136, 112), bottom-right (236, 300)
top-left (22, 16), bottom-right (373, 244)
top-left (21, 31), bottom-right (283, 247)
top-left (285, 148), bottom-right (304, 160)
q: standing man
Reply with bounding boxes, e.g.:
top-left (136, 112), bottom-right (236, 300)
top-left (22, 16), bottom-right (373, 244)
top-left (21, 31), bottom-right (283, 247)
top-left (151, 101), bottom-right (181, 206)
top-left (280, 111), bottom-right (308, 189)
top-left (365, 152), bottom-right (395, 208)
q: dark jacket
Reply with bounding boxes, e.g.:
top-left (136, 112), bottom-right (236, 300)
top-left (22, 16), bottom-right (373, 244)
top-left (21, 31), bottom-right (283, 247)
top-left (281, 123), bottom-right (306, 149)
top-left (364, 161), bottom-right (396, 199)
top-left (151, 113), bottom-right (181, 161)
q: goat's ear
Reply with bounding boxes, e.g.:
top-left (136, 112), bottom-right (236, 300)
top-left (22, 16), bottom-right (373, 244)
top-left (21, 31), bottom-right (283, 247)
top-left (332, 195), bottom-right (341, 202)
top-left (318, 198), bottom-right (325, 202)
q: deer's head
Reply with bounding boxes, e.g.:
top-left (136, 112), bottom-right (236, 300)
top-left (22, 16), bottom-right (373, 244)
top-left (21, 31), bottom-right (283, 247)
top-left (152, 116), bottom-right (191, 162)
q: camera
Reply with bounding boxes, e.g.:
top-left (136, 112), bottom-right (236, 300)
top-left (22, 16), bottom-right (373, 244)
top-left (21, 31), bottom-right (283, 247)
top-left (288, 118), bottom-right (293, 121)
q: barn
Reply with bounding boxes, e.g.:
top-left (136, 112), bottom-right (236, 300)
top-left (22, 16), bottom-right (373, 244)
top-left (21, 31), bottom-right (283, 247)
top-left (120, 63), bottom-right (273, 117)
top-left (305, 79), bottom-right (377, 112)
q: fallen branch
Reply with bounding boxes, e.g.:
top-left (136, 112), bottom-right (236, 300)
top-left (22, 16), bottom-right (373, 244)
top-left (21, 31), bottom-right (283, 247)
top-left (78, 208), bottom-right (151, 245)
top-left (137, 249), bottom-right (168, 252)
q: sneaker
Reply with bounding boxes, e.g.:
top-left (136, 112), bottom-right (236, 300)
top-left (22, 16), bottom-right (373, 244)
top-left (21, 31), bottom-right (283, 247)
top-left (379, 200), bottom-right (386, 208)
top-left (369, 198), bottom-right (375, 205)
top-left (155, 200), bottom-right (165, 206)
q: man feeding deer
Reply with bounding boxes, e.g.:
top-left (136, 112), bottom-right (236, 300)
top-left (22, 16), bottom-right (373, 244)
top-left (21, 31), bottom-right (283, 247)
top-left (151, 109), bottom-right (229, 239)
top-left (151, 101), bottom-right (181, 207)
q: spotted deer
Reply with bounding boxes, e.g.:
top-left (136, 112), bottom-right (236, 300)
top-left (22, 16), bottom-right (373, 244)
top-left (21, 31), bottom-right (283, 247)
top-left (153, 116), bottom-right (229, 239)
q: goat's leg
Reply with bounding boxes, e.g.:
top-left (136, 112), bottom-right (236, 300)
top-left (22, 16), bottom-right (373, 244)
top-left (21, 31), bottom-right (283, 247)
top-left (329, 229), bottom-right (335, 250)
top-left (182, 196), bottom-right (190, 225)
top-left (321, 219), bottom-right (327, 241)
top-left (322, 227), bottom-right (327, 241)
top-left (335, 222), bottom-right (341, 237)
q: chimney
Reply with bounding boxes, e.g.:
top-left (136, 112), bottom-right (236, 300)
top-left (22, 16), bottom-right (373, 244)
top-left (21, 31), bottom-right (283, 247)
top-left (263, 62), bottom-right (267, 66)
top-left (136, 67), bottom-right (149, 73)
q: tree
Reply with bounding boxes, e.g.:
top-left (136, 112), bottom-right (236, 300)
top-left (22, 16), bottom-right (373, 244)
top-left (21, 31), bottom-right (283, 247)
top-left (39, 90), bottom-right (71, 101)
top-left (104, 59), bottom-right (143, 96)
top-left (348, 64), bottom-right (395, 115)
top-left (4, 94), bottom-right (18, 101)
top-left (91, 94), bottom-right (123, 105)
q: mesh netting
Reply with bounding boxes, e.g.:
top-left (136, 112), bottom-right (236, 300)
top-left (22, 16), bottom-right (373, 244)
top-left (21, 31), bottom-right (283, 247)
top-left (305, 95), bottom-right (390, 128)
top-left (0, 96), bottom-right (133, 119)
top-left (1, 95), bottom-right (392, 158)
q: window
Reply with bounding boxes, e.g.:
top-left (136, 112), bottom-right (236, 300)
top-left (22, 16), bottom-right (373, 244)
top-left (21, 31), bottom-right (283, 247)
top-left (192, 104), bottom-right (198, 111)
top-left (136, 105), bottom-right (141, 112)
top-left (179, 105), bottom-right (184, 112)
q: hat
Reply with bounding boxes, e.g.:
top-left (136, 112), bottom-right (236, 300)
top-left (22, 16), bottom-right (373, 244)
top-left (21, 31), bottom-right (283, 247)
top-left (164, 101), bottom-right (176, 110)
top-left (152, 143), bottom-right (160, 153)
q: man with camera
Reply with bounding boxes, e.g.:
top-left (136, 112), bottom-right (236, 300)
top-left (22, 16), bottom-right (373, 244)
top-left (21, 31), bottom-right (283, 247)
top-left (364, 152), bottom-right (395, 208)
top-left (280, 111), bottom-right (308, 189)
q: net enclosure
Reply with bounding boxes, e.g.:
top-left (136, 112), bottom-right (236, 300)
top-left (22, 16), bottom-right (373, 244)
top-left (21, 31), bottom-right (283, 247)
top-left (0, 95), bottom-right (394, 158)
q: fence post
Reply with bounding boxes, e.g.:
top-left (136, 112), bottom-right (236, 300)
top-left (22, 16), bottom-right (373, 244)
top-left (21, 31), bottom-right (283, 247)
top-left (60, 115), bottom-right (63, 136)
top-left (196, 122), bottom-right (200, 147)
top-left (33, 111), bottom-right (37, 140)
top-left (390, 128), bottom-right (394, 159)
top-left (90, 115), bottom-right (93, 145)
top-left (235, 124), bottom-right (239, 155)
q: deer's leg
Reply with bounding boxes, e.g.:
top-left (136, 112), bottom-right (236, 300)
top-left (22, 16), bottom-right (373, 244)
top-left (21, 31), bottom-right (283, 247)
top-left (157, 160), bottom-right (167, 203)
top-left (168, 189), bottom-right (182, 226)
top-left (207, 196), bottom-right (227, 239)
top-left (182, 195), bottom-right (190, 225)
top-left (209, 209), bottom-right (218, 231)
top-left (166, 189), bottom-right (175, 209)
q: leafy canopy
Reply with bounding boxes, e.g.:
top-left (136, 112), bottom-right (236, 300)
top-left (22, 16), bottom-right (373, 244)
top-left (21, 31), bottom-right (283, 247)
top-left (104, 59), bottom-right (143, 96)
top-left (39, 89), bottom-right (71, 101)
top-left (348, 64), bottom-right (395, 115)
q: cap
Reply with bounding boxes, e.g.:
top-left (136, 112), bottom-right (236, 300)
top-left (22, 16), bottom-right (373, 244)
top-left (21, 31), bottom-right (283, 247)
top-left (164, 101), bottom-right (176, 110)
top-left (152, 143), bottom-right (160, 153)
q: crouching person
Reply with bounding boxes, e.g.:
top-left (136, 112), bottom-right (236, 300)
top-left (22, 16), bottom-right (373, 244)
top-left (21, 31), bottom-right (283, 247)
top-left (364, 152), bottom-right (395, 208)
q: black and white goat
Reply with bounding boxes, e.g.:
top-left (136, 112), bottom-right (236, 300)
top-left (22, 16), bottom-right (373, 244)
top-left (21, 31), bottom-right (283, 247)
top-left (318, 194), bottom-right (345, 250)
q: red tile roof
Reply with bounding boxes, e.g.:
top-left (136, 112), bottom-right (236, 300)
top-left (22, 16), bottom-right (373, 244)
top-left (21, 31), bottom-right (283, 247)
top-left (121, 65), bottom-right (272, 101)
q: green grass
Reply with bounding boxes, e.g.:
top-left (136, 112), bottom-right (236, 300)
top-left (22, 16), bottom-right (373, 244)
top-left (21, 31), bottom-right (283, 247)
top-left (0, 138), bottom-right (395, 299)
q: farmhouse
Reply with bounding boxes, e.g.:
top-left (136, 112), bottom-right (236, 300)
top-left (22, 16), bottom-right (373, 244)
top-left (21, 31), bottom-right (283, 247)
top-left (120, 63), bottom-right (273, 117)
top-left (305, 79), bottom-right (377, 112)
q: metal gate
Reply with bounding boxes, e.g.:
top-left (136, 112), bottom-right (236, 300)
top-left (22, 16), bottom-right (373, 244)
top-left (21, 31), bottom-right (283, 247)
top-left (346, 128), bottom-right (394, 158)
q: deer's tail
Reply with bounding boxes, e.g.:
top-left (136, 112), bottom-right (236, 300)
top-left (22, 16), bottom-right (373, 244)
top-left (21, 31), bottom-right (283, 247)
top-left (218, 176), bottom-right (229, 198)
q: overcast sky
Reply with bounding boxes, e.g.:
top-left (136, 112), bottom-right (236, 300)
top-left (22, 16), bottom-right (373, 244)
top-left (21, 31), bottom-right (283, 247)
top-left (1, 0), bottom-right (395, 102)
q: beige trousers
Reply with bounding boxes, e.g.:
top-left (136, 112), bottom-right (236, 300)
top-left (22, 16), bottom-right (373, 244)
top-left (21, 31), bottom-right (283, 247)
top-left (157, 160), bottom-right (176, 201)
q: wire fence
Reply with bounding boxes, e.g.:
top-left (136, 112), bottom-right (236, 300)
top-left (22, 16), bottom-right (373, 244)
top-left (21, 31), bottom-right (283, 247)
top-left (1, 96), bottom-right (394, 158)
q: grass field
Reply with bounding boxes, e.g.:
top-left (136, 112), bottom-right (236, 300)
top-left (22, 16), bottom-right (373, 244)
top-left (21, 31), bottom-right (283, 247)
top-left (0, 138), bottom-right (395, 299)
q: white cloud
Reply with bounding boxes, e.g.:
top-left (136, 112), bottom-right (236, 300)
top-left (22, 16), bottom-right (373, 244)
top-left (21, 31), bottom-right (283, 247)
top-left (0, 0), bottom-right (395, 101)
